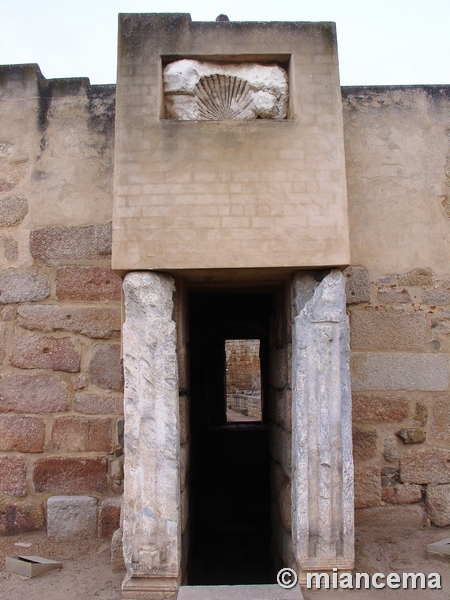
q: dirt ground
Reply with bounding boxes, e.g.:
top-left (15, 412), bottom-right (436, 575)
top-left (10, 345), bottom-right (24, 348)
top-left (0, 526), bottom-right (449, 600)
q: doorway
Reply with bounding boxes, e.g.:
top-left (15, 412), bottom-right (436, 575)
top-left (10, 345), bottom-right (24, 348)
top-left (188, 292), bottom-right (274, 585)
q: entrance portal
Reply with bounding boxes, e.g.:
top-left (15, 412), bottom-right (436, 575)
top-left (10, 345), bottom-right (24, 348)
top-left (188, 292), bottom-right (273, 585)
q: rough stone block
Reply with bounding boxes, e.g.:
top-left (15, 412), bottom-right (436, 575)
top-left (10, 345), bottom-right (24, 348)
top-left (392, 484), bottom-right (422, 505)
top-left (0, 372), bottom-right (68, 413)
top-left (355, 505), bottom-right (426, 528)
top-left (396, 427), bottom-right (425, 444)
top-left (10, 331), bottom-right (80, 372)
top-left (270, 423), bottom-right (291, 476)
top-left (383, 435), bottom-right (398, 462)
top-left (278, 482), bottom-right (291, 532)
top-left (377, 289), bottom-right (411, 304)
top-left (269, 346), bottom-right (290, 390)
top-left (1, 234), bottom-right (19, 262)
top-left (426, 484), bottom-right (450, 527)
top-left (350, 310), bottom-right (426, 350)
top-left (0, 456), bottom-right (27, 496)
top-left (98, 497), bottom-right (122, 540)
top-left (0, 195), bottom-right (28, 226)
top-left (33, 456), bottom-right (107, 493)
top-left (352, 393), bottom-right (409, 422)
top-left (179, 395), bottom-right (189, 445)
top-left (111, 458), bottom-right (124, 482)
top-left (422, 289), bottom-right (450, 306)
top-left (397, 268), bottom-right (434, 287)
top-left (352, 428), bottom-right (378, 462)
top-left (56, 266), bottom-right (122, 301)
top-left (354, 465), bottom-right (380, 509)
top-left (0, 499), bottom-right (44, 535)
top-left (17, 305), bottom-right (121, 339)
top-left (29, 223), bottom-right (112, 261)
top-left (0, 322), bottom-right (6, 363)
top-left (0, 267), bottom-right (50, 304)
top-left (52, 416), bottom-right (113, 452)
top-left (275, 388), bottom-right (292, 432)
top-left (89, 344), bottom-right (123, 391)
top-left (73, 392), bottom-right (123, 415)
top-left (414, 402), bottom-right (428, 426)
top-left (344, 266), bottom-right (370, 304)
top-left (351, 353), bottom-right (449, 391)
top-left (431, 396), bottom-right (450, 444)
top-left (111, 528), bottom-right (125, 572)
top-left (47, 495), bottom-right (98, 539)
top-left (0, 416), bottom-right (46, 452)
top-left (400, 447), bottom-right (450, 484)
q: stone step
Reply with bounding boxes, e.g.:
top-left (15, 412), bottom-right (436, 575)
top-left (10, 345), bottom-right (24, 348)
top-left (178, 584), bottom-right (303, 600)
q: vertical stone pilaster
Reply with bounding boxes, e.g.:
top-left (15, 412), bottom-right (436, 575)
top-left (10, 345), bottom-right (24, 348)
top-left (122, 272), bottom-right (180, 599)
top-left (292, 269), bottom-right (354, 574)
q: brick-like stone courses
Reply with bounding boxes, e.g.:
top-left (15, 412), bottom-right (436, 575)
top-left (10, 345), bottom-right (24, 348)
top-left (0, 223), bottom-right (124, 537)
top-left (348, 266), bottom-right (450, 525)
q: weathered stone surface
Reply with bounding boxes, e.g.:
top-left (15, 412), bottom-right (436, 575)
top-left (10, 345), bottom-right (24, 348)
top-left (397, 268), bottom-right (434, 287)
top-left (0, 195), bottom-right (28, 226)
top-left (354, 466), bottom-right (381, 509)
top-left (343, 266), bottom-right (370, 304)
top-left (0, 372), bottom-right (68, 413)
top-left (0, 499), bottom-right (44, 535)
top-left (0, 416), bottom-right (46, 452)
top-left (89, 344), bottom-right (123, 391)
top-left (279, 482), bottom-right (291, 532)
top-left (29, 223), bottom-right (112, 261)
top-left (10, 331), bottom-right (80, 372)
top-left (292, 270), bottom-right (354, 570)
top-left (351, 353), bottom-right (449, 391)
top-left (51, 416), bottom-right (113, 452)
top-left (73, 392), bottom-right (123, 415)
top-left (33, 457), bottom-right (107, 493)
top-left (181, 487), bottom-right (188, 533)
top-left (111, 458), bottom-right (124, 482)
top-left (396, 427), bottom-right (425, 444)
top-left (99, 497), bottom-right (122, 540)
top-left (383, 435), bottom-right (398, 463)
top-left (0, 267), bottom-right (50, 304)
top-left (270, 423), bottom-right (291, 476)
top-left (422, 289), bottom-right (450, 305)
top-left (352, 394), bottom-right (409, 422)
top-left (414, 401), bottom-right (428, 426)
top-left (47, 495), bottom-right (98, 539)
top-left (350, 310), bottom-right (426, 350)
top-left (56, 266), bottom-right (122, 301)
top-left (377, 289), bottom-right (411, 304)
top-left (431, 396), bottom-right (450, 444)
top-left (431, 319), bottom-right (450, 335)
top-left (164, 60), bottom-right (288, 121)
top-left (0, 456), bottom-right (27, 496)
top-left (355, 505), bottom-right (426, 528)
top-left (122, 272), bottom-right (180, 578)
top-left (269, 345), bottom-right (290, 390)
top-left (0, 322), bottom-right (6, 363)
top-left (179, 394), bottom-right (189, 445)
top-left (392, 483), bottom-right (422, 505)
top-left (17, 305), bottom-right (121, 339)
top-left (2, 234), bottom-right (18, 261)
top-left (111, 528), bottom-right (125, 572)
top-left (400, 447), bottom-right (450, 484)
top-left (426, 484), bottom-right (450, 527)
top-left (352, 428), bottom-right (378, 462)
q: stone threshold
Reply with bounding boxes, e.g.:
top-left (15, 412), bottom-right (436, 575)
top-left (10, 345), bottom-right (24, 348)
top-left (177, 584), bottom-right (303, 600)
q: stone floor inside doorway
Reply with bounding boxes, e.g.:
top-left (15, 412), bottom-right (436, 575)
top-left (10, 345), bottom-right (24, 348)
top-left (0, 525), bottom-right (449, 599)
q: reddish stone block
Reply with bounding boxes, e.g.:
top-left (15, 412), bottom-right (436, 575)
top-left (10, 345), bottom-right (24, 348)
top-left (89, 344), bottom-right (123, 391)
top-left (0, 456), bottom-right (27, 496)
top-left (98, 497), bottom-right (121, 540)
top-left (33, 456), bottom-right (107, 493)
top-left (10, 331), bottom-right (80, 372)
top-left (0, 372), bottom-right (68, 413)
top-left (353, 394), bottom-right (409, 423)
top-left (73, 392), bottom-right (123, 415)
top-left (354, 465), bottom-right (381, 509)
top-left (56, 266), bottom-right (122, 301)
top-left (0, 416), bottom-right (46, 452)
top-left (52, 416), bottom-right (113, 452)
top-left (29, 223), bottom-right (112, 261)
top-left (352, 428), bottom-right (378, 462)
top-left (0, 499), bottom-right (44, 535)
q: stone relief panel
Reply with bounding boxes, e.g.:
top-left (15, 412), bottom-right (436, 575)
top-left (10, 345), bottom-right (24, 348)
top-left (163, 59), bottom-right (288, 120)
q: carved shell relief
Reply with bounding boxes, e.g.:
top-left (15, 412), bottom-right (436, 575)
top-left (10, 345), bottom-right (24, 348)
top-left (163, 59), bottom-right (289, 121)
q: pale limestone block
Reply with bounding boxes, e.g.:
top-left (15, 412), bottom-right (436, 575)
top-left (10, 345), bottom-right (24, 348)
top-left (122, 272), bottom-right (180, 587)
top-left (292, 269), bottom-right (354, 572)
top-left (351, 353), bottom-right (449, 391)
top-left (355, 505), bottom-right (426, 528)
top-left (164, 60), bottom-right (288, 121)
top-left (47, 495), bottom-right (97, 539)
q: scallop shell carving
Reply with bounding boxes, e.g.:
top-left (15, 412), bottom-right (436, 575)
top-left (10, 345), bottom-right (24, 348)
top-left (194, 74), bottom-right (253, 120)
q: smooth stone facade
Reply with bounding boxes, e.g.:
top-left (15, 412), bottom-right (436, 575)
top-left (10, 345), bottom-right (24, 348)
top-left (122, 272), bottom-right (180, 599)
top-left (291, 270), bottom-right (354, 572)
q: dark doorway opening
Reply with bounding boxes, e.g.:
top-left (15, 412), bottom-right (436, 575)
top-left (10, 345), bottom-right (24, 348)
top-left (188, 292), bottom-right (273, 585)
